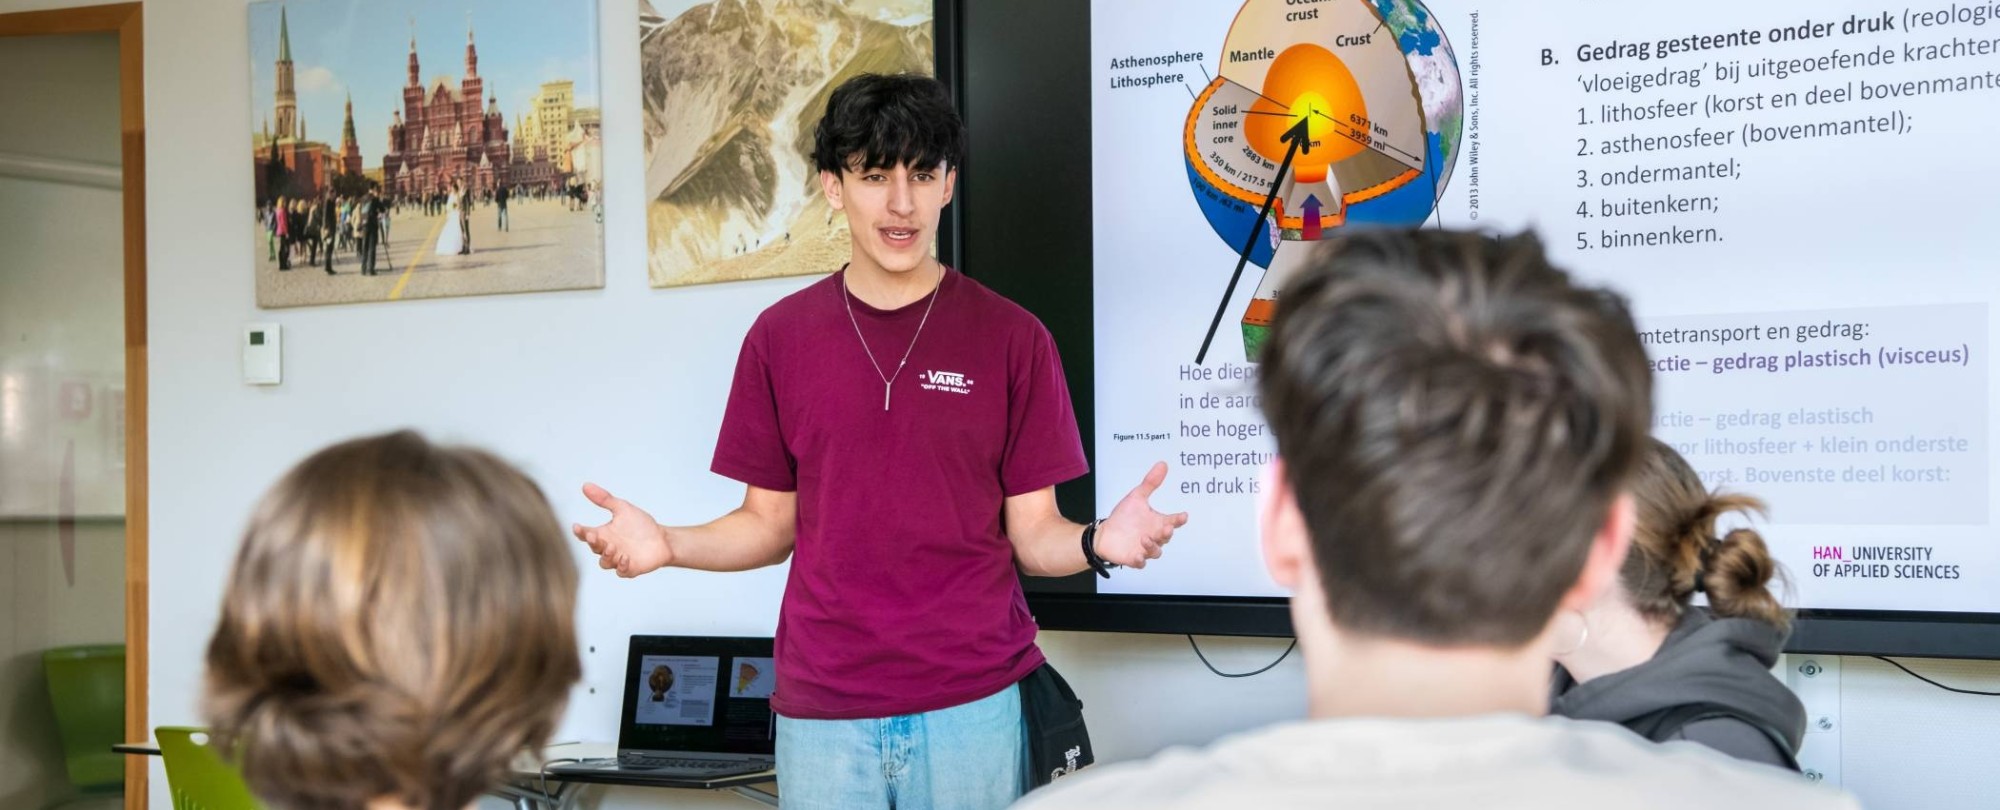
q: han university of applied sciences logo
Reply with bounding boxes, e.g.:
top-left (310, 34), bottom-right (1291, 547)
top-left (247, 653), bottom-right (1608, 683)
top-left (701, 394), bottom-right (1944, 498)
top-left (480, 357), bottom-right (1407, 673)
top-left (920, 369), bottom-right (974, 395)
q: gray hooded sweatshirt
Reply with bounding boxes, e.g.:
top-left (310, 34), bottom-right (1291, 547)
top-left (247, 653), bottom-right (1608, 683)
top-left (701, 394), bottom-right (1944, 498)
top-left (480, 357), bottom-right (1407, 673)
top-left (1550, 608), bottom-right (1806, 771)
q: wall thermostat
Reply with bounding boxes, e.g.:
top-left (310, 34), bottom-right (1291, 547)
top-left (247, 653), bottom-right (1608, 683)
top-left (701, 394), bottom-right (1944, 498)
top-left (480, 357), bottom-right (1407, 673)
top-left (244, 323), bottom-right (281, 385)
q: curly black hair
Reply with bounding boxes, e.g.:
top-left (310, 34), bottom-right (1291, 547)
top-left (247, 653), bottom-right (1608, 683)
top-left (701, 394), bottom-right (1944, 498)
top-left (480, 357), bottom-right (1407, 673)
top-left (811, 72), bottom-right (965, 175)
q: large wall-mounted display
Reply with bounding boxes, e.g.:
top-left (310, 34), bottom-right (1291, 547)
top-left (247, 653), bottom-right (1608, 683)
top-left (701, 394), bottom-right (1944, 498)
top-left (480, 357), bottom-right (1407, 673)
top-left (962, 0), bottom-right (2000, 657)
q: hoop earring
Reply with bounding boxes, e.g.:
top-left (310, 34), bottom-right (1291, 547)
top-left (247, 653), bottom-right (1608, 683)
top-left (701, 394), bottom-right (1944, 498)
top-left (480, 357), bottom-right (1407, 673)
top-left (1552, 609), bottom-right (1591, 657)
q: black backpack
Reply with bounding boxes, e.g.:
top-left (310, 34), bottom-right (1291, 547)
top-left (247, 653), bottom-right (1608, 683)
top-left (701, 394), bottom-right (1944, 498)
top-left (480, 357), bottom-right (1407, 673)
top-left (1626, 701), bottom-right (1801, 772)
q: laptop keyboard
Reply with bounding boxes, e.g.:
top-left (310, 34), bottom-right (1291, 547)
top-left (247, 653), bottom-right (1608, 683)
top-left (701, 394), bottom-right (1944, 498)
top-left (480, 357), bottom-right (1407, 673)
top-left (615, 753), bottom-right (767, 774)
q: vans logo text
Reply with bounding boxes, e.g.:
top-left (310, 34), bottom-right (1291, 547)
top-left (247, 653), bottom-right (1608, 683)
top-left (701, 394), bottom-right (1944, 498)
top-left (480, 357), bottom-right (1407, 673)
top-left (920, 369), bottom-right (973, 395)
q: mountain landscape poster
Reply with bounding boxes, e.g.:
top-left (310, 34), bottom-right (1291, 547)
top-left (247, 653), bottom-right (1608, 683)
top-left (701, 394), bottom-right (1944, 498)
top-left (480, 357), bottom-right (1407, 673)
top-left (640, 0), bottom-right (935, 287)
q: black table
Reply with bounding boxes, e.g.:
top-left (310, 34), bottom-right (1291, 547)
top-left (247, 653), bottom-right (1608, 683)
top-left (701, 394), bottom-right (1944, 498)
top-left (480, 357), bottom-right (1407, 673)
top-left (117, 741), bottom-right (778, 809)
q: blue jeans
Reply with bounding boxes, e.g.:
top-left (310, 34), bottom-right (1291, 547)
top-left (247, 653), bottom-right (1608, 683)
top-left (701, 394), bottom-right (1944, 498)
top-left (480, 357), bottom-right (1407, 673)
top-left (776, 684), bottom-right (1026, 810)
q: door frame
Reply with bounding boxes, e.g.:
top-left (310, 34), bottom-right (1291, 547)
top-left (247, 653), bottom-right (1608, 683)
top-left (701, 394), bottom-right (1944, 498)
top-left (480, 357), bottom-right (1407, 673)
top-left (0, 5), bottom-right (147, 808)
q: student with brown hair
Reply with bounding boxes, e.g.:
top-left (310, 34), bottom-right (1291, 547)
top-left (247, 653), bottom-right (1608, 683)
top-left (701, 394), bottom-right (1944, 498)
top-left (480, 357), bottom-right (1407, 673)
top-left (1550, 437), bottom-right (1806, 770)
top-left (1016, 229), bottom-right (1854, 809)
top-left (202, 430), bottom-right (581, 810)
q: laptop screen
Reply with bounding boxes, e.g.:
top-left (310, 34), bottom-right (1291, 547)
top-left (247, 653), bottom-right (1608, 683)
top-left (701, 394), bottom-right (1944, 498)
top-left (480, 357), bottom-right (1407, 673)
top-left (618, 635), bottom-right (777, 756)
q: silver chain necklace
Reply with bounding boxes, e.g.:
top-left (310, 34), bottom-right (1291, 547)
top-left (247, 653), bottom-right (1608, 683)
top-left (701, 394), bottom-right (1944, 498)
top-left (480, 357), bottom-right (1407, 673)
top-left (843, 263), bottom-right (943, 411)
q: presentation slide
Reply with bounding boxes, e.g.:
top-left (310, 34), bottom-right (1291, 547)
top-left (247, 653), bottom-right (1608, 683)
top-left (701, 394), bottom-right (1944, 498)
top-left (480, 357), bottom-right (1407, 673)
top-left (633, 655), bottom-right (720, 727)
top-left (728, 656), bottom-right (776, 700)
top-left (1092, 0), bottom-right (1997, 613)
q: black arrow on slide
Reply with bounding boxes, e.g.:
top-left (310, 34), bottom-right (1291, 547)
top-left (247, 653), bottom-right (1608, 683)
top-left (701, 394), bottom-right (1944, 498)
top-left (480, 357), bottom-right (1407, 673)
top-left (1196, 116), bottom-right (1312, 365)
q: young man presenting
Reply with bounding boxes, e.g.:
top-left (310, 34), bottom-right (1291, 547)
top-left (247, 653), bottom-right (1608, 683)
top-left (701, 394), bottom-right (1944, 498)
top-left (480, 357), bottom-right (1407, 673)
top-left (574, 73), bottom-right (1187, 809)
top-left (1017, 230), bottom-right (1857, 809)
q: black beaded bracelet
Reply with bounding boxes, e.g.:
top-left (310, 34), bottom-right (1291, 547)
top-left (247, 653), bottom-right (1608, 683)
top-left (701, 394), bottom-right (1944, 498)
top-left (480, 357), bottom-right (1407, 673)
top-left (1081, 519), bottom-right (1115, 578)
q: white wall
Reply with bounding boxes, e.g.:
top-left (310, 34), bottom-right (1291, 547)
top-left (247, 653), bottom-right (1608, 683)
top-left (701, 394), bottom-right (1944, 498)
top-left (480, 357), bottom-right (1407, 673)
top-left (0, 1), bottom-right (1993, 809)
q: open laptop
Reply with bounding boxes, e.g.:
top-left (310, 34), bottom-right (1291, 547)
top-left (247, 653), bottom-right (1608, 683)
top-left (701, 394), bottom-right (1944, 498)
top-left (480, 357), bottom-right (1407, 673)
top-left (547, 635), bottom-right (777, 781)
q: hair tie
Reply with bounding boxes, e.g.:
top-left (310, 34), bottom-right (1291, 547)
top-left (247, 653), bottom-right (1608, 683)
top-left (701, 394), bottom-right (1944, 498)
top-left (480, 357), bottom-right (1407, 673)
top-left (1692, 538), bottom-right (1719, 594)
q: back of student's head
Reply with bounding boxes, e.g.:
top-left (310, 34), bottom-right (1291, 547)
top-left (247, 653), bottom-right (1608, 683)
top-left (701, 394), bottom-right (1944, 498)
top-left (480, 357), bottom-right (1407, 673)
top-left (203, 430), bottom-right (580, 810)
top-left (812, 72), bottom-right (965, 174)
top-left (1625, 437), bottom-right (1791, 629)
top-left (1257, 229), bottom-right (1652, 647)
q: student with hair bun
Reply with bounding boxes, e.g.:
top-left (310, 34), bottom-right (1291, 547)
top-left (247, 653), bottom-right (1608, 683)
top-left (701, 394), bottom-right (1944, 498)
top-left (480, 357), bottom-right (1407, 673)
top-left (1550, 437), bottom-right (1806, 770)
top-left (202, 431), bottom-right (581, 810)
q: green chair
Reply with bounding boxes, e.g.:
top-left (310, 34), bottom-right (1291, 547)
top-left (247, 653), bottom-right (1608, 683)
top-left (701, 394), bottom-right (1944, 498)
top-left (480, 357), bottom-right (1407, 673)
top-left (154, 727), bottom-right (261, 810)
top-left (41, 644), bottom-right (125, 800)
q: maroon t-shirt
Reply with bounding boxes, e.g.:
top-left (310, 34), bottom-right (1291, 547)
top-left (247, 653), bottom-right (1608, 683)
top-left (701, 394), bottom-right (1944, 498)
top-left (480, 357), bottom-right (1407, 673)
top-left (712, 267), bottom-right (1089, 720)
